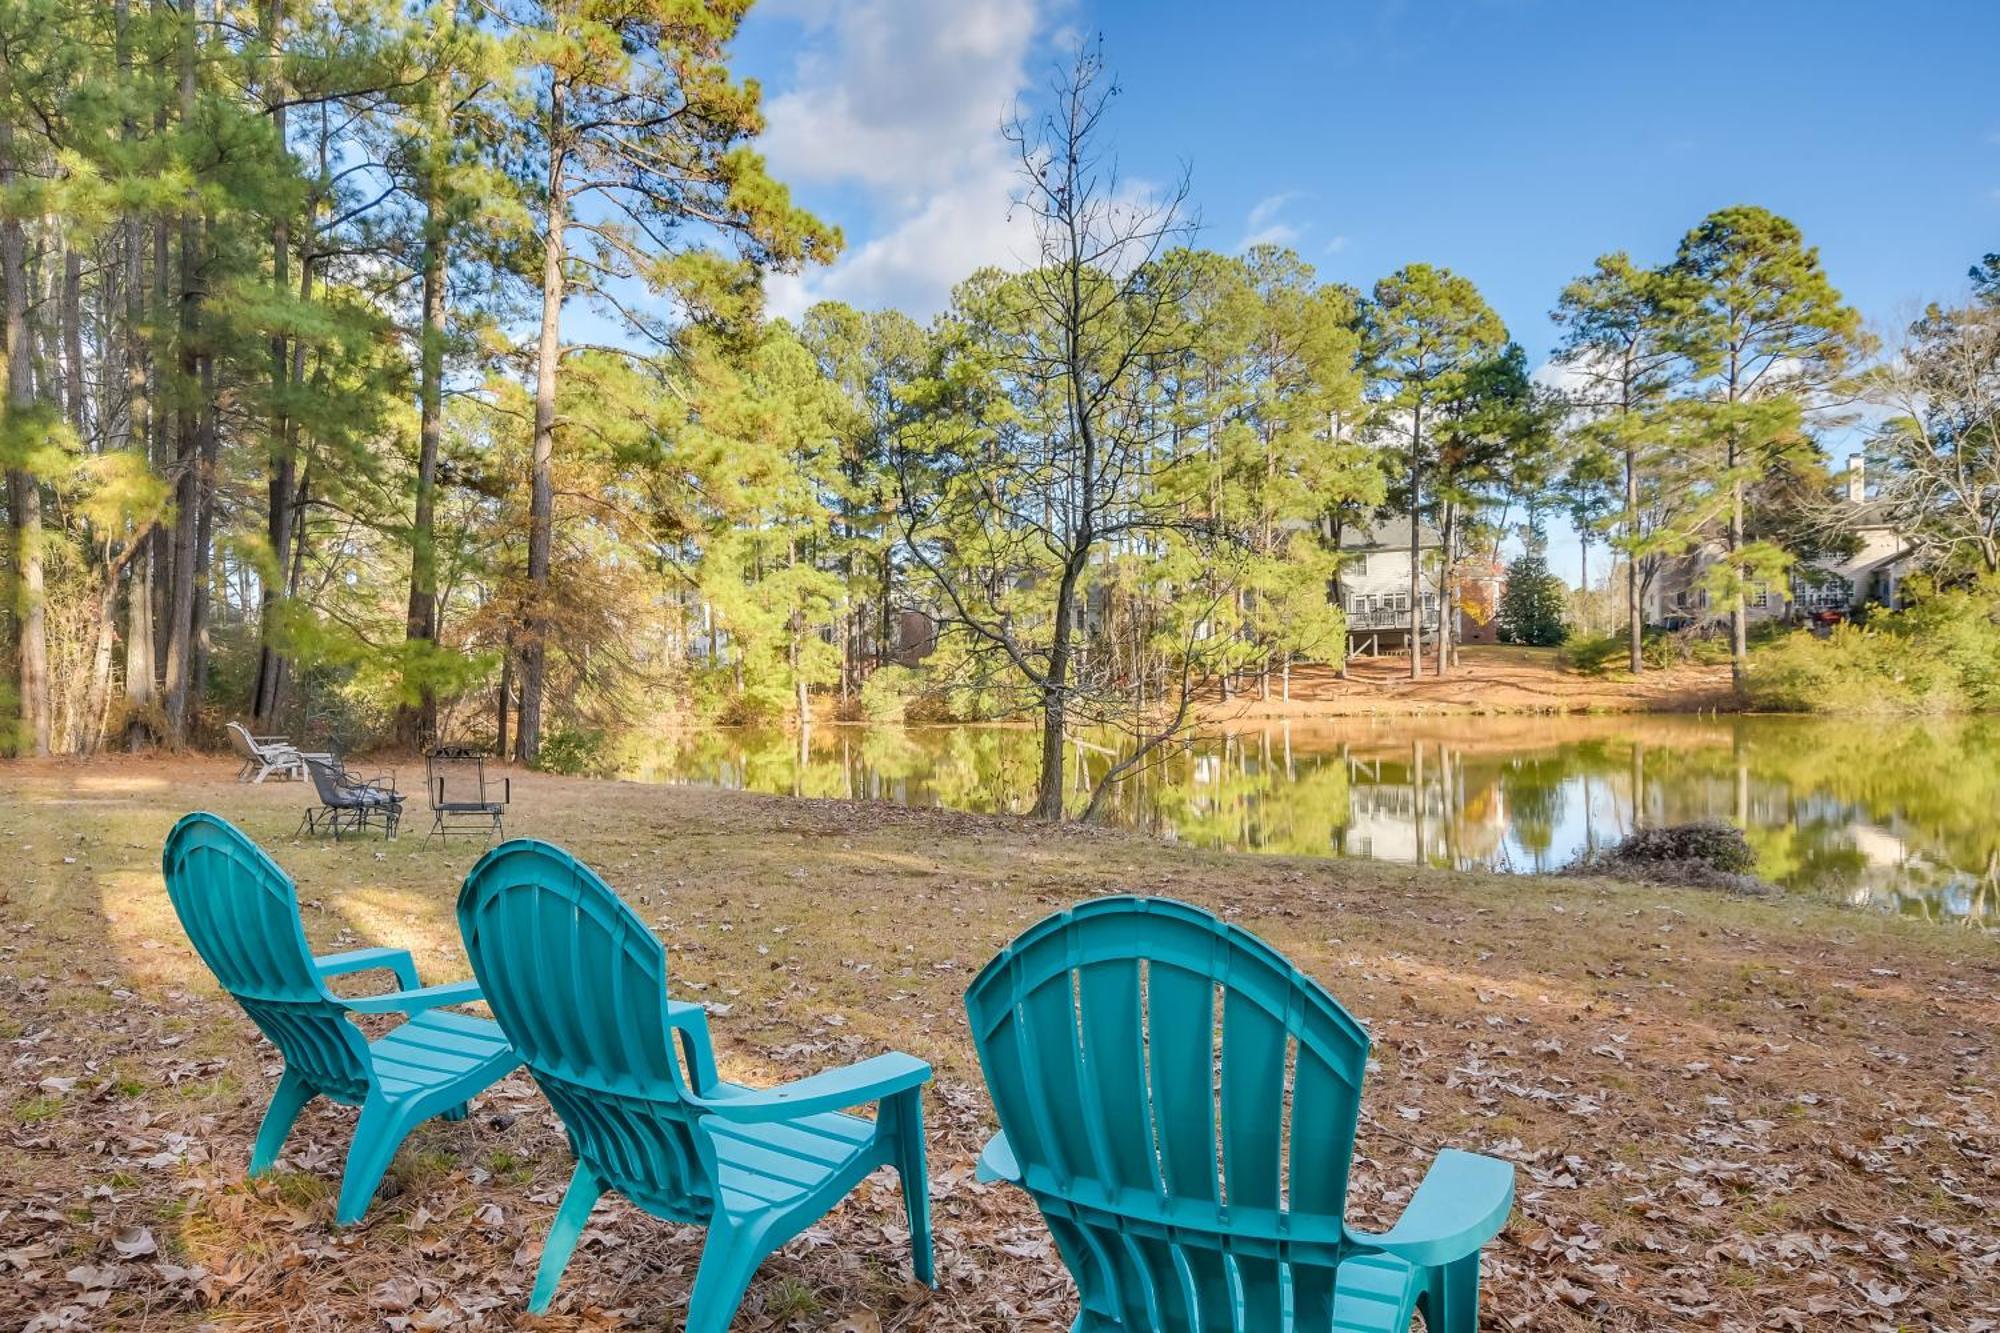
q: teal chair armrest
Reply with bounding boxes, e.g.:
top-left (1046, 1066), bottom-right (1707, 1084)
top-left (665, 1000), bottom-right (721, 1094)
top-left (975, 1130), bottom-right (1020, 1184)
top-left (315, 946), bottom-right (420, 991)
top-left (1344, 1148), bottom-right (1514, 1269)
top-left (691, 1052), bottom-right (931, 1124)
top-left (339, 978), bottom-right (484, 1015)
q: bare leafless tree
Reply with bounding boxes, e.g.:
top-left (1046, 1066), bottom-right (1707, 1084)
top-left (1864, 294), bottom-right (2000, 578)
top-left (896, 38), bottom-right (1241, 821)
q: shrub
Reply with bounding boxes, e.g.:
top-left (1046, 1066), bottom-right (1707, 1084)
top-left (1889, 582), bottom-right (2000, 708)
top-left (857, 664), bottom-right (923, 722)
top-left (536, 726), bottom-right (612, 776)
top-left (1747, 624), bottom-right (1961, 713)
top-left (1566, 820), bottom-right (1773, 894)
top-left (1560, 632), bottom-right (1626, 676)
top-left (1745, 580), bottom-right (2000, 714)
top-left (1562, 625), bottom-right (1731, 675)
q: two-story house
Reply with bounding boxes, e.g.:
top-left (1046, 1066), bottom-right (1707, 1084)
top-left (1330, 518), bottom-right (1502, 654)
top-left (1645, 456), bottom-right (1915, 627)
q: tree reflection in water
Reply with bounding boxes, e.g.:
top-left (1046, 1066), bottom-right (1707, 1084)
top-left (626, 716), bottom-right (2000, 926)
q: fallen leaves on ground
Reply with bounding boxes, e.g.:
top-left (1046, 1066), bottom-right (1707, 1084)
top-left (0, 757), bottom-right (1994, 1330)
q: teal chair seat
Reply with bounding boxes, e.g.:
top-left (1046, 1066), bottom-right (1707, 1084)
top-left (704, 1102), bottom-right (879, 1216)
top-left (162, 813), bottom-right (520, 1225)
top-left (966, 897), bottom-right (1514, 1333)
top-left (457, 839), bottom-right (936, 1330)
top-left (365, 1008), bottom-right (517, 1102)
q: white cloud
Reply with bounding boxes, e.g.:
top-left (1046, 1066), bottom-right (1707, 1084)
top-left (1531, 356), bottom-right (1593, 397)
top-left (760, 0), bottom-right (1050, 318)
top-left (767, 177), bottom-right (1032, 319)
top-left (1239, 192), bottom-right (1304, 251)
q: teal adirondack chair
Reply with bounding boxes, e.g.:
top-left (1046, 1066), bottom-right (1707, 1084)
top-left (161, 812), bottom-right (519, 1225)
top-left (964, 897), bottom-right (1514, 1332)
top-left (456, 839), bottom-right (935, 1328)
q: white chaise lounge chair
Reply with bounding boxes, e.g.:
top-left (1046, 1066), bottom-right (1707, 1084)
top-left (227, 720), bottom-right (308, 783)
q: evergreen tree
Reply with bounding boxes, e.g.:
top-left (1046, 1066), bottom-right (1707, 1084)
top-left (1363, 264), bottom-right (1508, 679)
top-left (495, 0), bottom-right (836, 764)
top-left (1670, 206), bottom-right (1866, 690)
top-left (1498, 550), bottom-right (1569, 647)
top-left (799, 301), bottom-right (926, 693)
top-left (1551, 252), bottom-right (1702, 672)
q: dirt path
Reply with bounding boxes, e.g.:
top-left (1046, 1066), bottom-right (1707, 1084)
top-left (1, 758), bottom-right (1993, 1330)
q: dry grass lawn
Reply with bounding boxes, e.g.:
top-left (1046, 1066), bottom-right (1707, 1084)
top-left (1, 755), bottom-right (1994, 1331)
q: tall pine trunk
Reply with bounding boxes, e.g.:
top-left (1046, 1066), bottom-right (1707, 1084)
top-left (877, 546), bottom-right (893, 667)
top-left (61, 247), bottom-right (82, 433)
top-left (1435, 497), bottom-right (1456, 676)
top-left (148, 177), bottom-right (171, 696)
top-left (0, 77), bottom-right (50, 756)
top-left (189, 334), bottom-right (218, 700)
top-left (1625, 431), bottom-right (1642, 674)
top-left (116, 0), bottom-right (159, 747)
top-left (1406, 402), bottom-right (1424, 680)
top-left (252, 3), bottom-right (293, 728)
top-left (519, 100), bottom-right (566, 766)
top-left (1725, 349), bottom-right (1747, 692)
top-left (161, 8), bottom-right (201, 743)
top-left (495, 641), bottom-right (511, 760)
top-left (398, 175), bottom-right (447, 749)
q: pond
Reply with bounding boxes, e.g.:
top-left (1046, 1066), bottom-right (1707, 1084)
top-left (625, 715), bottom-right (2000, 927)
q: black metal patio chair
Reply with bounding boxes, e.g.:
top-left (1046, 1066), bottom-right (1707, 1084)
top-left (424, 747), bottom-right (510, 844)
top-left (300, 755), bottom-right (404, 840)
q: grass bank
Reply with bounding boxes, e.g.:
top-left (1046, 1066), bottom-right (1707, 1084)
top-left (1, 756), bottom-right (1994, 1330)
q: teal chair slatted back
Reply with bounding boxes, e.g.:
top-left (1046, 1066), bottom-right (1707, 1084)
top-left (457, 839), bottom-right (711, 1219)
top-left (161, 812), bottom-right (372, 1103)
top-left (965, 896), bottom-right (1372, 1329)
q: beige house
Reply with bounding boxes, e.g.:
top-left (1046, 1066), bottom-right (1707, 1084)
top-left (1332, 517), bottom-right (1503, 653)
top-left (1646, 456), bottom-right (1914, 626)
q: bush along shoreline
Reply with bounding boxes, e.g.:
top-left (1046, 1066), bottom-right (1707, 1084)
top-left (1743, 578), bottom-right (2000, 714)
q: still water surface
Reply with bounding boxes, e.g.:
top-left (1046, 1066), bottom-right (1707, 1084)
top-left (627, 716), bottom-right (1999, 926)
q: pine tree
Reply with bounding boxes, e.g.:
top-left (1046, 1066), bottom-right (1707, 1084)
top-left (1364, 264), bottom-right (1507, 679)
top-left (497, 0), bottom-right (836, 765)
top-left (799, 301), bottom-right (926, 693)
top-left (1498, 551), bottom-right (1569, 647)
top-left (1671, 206), bottom-right (1866, 690)
top-left (1551, 252), bottom-right (1700, 672)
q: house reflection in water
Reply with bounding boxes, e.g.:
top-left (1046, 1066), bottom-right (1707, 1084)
top-left (630, 715), bottom-right (1999, 928)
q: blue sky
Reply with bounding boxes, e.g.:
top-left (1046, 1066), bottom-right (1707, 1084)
top-left (730, 0), bottom-right (2000, 579)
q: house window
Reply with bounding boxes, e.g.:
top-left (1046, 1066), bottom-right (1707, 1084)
top-left (1796, 576), bottom-right (1853, 612)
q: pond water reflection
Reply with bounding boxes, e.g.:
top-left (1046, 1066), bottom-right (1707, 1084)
top-left (626, 715), bottom-right (2000, 927)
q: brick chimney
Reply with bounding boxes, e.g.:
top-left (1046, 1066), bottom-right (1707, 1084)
top-left (1846, 454), bottom-right (1866, 504)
